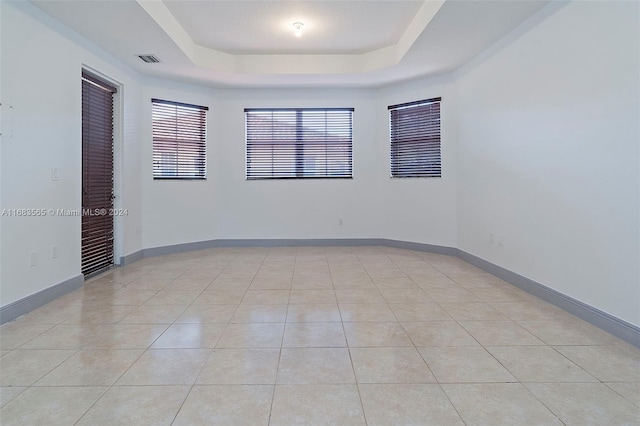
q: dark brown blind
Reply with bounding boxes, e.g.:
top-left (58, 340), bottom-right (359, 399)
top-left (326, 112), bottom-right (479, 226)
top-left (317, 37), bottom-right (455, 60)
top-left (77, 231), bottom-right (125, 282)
top-left (389, 97), bottom-right (441, 178)
top-left (245, 108), bottom-right (353, 179)
top-left (82, 71), bottom-right (116, 276)
top-left (152, 99), bottom-right (208, 179)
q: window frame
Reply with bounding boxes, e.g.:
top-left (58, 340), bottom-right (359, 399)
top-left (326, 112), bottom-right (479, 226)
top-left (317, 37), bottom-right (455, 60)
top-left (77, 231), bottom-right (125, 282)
top-left (245, 107), bottom-right (354, 180)
top-left (388, 97), bottom-right (442, 179)
top-left (152, 98), bottom-right (208, 180)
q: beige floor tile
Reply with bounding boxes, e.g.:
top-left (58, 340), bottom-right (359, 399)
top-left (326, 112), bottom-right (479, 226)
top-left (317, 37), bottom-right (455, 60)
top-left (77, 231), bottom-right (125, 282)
top-left (490, 301), bottom-right (571, 321)
top-left (8, 304), bottom-right (80, 325)
top-left (271, 384), bottom-right (366, 425)
top-left (152, 323), bottom-right (226, 348)
top-left (424, 287), bottom-right (481, 302)
top-left (207, 278), bottom-right (252, 291)
top-left (197, 348), bottom-right (280, 384)
top-left (290, 289), bottom-right (337, 304)
top-left (173, 385), bottom-right (273, 425)
top-left (163, 277), bottom-right (214, 292)
top-left (459, 320), bottom-right (545, 346)
top-left (283, 322), bottom-right (347, 347)
top-left (241, 289), bottom-right (291, 305)
top-left (555, 345), bottom-right (640, 382)
top-left (117, 348), bottom-right (211, 385)
top-left (193, 290), bottom-right (246, 305)
top-left (103, 289), bottom-right (158, 305)
top-left (335, 289), bottom-right (384, 304)
top-left (605, 382), bottom-right (640, 407)
top-left (291, 277), bottom-right (334, 289)
top-left (119, 305), bottom-right (188, 324)
top-left (366, 268), bottom-right (407, 279)
top-left (439, 302), bottom-right (509, 320)
top-left (359, 384), bottom-right (464, 425)
top-left (339, 304), bottom-right (397, 322)
top-left (418, 346), bottom-right (515, 383)
top-left (467, 286), bottom-right (527, 302)
top-left (410, 274), bottom-right (458, 288)
top-left (344, 322), bottom-right (412, 347)
top-left (277, 347), bottom-right (355, 384)
top-left (0, 386), bottom-right (106, 426)
top-left (176, 304), bottom-right (238, 323)
top-left (402, 321), bottom-right (479, 346)
top-left (389, 303), bottom-right (452, 321)
top-left (287, 304), bottom-right (342, 322)
top-left (36, 349), bottom-right (143, 386)
top-left (3, 246), bottom-right (637, 425)
top-left (526, 383), bottom-right (640, 425)
top-left (76, 385), bottom-right (190, 426)
top-left (0, 323), bottom-right (53, 349)
top-left (350, 347), bottom-right (436, 383)
top-left (216, 323), bottom-right (285, 348)
top-left (249, 277), bottom-right (292, 290)
top-left (372, 277), bottom-right (419, 289)
top-left (231, 304), bottom-right (288, 323)
top-left (61, 305), bottom-right (137, 325)
top-left (517, 320), bottom-right (618, 345)
top-left (92, 324), bottom-right (169, 349)
top-left (487, 345), bottom-right (597, 382)
top-left (379, 289), bottom-right (433, 304)
top-left (0, 387), bottom-right (26, 408)
top-left (143, 290), bottom-right (201, 306)
top-left (18, 324), bottom-right (110, 349)
top-left (443, 383), bottom-right (562, 425)
top-left (124, 276), bottom-right (174, 291)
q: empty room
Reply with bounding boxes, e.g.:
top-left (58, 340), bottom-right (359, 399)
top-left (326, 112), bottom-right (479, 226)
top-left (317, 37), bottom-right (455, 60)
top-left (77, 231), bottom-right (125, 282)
top-left (0, 0), bottom-right (638, 424)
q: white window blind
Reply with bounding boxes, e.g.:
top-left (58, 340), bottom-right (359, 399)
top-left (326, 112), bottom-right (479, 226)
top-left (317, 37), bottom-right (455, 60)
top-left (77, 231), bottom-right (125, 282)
top-left (245, 108), bottom-right (353, 179)
top-left (389, 97), bottom-right (441, 178)
top-left (152, 98), bottom-right (208, 179)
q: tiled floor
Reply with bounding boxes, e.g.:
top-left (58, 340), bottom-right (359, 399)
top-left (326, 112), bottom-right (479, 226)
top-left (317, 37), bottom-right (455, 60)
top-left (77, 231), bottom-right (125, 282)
top-left (1, 246), bottom-right (638, 425)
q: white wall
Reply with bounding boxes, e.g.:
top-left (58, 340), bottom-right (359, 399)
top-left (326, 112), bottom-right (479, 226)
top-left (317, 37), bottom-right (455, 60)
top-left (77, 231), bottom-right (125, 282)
top-left (139, 83), bottom-right (458, 249)
top-left (0, 1), bottom-right (142, 306)
top-left (455, 1), bottom-right (640, 326)
top-left (378, 74), bottom-right (458, 247)
top-left (140, 79), bottom-right (219, 249)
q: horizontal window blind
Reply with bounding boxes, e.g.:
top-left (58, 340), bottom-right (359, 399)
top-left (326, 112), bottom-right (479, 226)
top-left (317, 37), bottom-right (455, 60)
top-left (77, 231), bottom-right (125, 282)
top-left (245, 108), bottom-right (353, 179)
top-left (389, 97), bottom-right (441, 178)
top-left (152, 99), bottom-right (208, 179)
top-left (82, 71), bottom-right (116, 276)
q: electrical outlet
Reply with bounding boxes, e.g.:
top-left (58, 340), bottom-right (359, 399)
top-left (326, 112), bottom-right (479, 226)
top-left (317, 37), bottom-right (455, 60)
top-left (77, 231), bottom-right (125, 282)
top-left (498, 236), bottom-right (504, 247)
top-left (29, 251), bottom-right (37, 267)
top-left (51, 167), bottom-right (60, 181)
top-left (51, 246), bottom-right (58, 259)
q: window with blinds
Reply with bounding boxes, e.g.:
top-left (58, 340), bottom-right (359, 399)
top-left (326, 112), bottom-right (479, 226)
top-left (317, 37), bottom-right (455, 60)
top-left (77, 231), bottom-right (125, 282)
top-left (245, 108), bottom-right (353, 179)
top-left (152, 99), bottom-right (208, 179)
top-left (82, 71), bottom-right (116, 276)
top-left (389, 97), bottom-right (441, 178)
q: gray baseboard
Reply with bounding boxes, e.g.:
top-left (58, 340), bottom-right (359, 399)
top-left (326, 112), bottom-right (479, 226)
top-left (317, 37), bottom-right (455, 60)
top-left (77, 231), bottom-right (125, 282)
top-left (0, 274), bottom-right (84, 324)
top-left (382, 239), bottom-right (458, 256)
top-left (120, 250), bottom-right (143, 266)
top-left (457, 250), bottom-right (640, 347)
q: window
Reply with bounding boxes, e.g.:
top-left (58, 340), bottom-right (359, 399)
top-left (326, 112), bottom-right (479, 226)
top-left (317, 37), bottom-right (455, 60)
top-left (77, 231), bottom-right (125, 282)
top-left (245, 108), bottom-right (353, 179)
top-left (152, 99), bottom-right (208, 179)
top-left (389, 97), bottom-right (441, 178)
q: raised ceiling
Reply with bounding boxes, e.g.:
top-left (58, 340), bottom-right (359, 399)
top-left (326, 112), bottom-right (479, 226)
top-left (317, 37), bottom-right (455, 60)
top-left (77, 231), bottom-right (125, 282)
top-left (30, 0), bottom-right (550, 88)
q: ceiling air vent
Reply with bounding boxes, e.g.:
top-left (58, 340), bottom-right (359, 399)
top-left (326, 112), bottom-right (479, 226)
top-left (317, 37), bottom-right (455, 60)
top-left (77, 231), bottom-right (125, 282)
top-left (137, 54), bottom-right (161, 64)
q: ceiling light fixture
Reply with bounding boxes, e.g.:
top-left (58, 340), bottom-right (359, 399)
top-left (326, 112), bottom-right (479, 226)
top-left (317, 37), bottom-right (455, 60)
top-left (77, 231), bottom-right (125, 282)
top-left (292, 22), bottom-right (304, 37)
